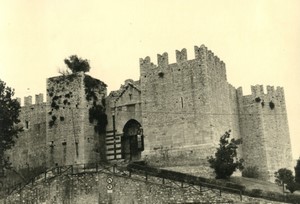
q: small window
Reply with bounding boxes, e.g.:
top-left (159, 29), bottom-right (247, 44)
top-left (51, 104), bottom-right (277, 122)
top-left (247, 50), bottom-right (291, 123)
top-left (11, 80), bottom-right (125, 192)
top-left (180, 97), bottom-right (184, 108)
top-left (75, 142), bottom-right (79, 158)
top-left (25, 121), bottom-right (29, 129)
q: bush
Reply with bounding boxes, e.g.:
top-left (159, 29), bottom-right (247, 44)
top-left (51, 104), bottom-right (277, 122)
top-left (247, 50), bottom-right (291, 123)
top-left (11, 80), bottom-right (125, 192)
top-left (250, 189), bottom-right (263, 197)
top-left (242, 166), bottom-right (259, 178)
top-left (64, 55), bottom-right (90, 73)
top-left (295, 158), bottom-right (300, 184)
top-left (207, 130), bottom-right (244, 179)
top-left (275, 168), bottom-right (298, 193)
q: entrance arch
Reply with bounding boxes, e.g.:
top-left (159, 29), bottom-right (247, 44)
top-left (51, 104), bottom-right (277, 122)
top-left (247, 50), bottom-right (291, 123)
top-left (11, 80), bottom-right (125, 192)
top-left (121, 119), bottom-right (144, 161)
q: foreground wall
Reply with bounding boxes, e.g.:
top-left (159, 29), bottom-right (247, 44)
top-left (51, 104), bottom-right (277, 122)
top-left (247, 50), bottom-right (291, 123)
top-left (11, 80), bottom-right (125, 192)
top-left (1, 171), bottom-right (286, 204)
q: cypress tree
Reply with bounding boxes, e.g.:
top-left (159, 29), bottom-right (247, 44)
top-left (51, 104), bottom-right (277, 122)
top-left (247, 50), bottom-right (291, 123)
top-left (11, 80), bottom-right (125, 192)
top-left (295, 158), bottom-right (300, 184)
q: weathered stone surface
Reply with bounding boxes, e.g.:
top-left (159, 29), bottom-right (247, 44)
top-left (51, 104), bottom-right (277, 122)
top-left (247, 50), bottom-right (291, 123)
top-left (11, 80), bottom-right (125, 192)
top-left (4, 45), bottom-right (293, 184)
top-left (0, 170), bottom-right (288, 204)
top-left (6, 72), bottom-right (107, 172)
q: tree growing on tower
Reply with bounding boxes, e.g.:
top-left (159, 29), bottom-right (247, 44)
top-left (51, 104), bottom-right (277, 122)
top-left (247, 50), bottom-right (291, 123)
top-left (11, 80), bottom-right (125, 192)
top-left (64, 55), bottom-right (90, 73)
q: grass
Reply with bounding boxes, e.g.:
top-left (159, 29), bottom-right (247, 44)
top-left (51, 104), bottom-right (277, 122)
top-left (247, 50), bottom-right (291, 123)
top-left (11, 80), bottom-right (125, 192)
top-left (159, 165), bottom-right (300, 203)
top-left (228, 176), bottom-right (282, 193)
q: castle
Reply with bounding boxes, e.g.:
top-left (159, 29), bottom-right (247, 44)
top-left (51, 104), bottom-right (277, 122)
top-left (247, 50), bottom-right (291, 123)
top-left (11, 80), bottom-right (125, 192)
top-left (6, 45), bottom-right (293, 181)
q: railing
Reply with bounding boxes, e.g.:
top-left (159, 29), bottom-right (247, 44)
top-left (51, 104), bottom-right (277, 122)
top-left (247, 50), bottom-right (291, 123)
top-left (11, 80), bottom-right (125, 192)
top-left (3, 162), bottom-right (243, 202)
top-left (126, 162), bottom-right (244, 201)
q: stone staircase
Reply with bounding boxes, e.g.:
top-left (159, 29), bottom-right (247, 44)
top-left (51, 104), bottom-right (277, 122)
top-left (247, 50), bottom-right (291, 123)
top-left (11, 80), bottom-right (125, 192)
top-left (105, 130), bottom-right (122, 161)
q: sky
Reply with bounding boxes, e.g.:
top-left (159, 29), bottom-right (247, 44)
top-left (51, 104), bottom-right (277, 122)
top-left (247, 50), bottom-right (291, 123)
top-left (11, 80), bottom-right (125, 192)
top-left (0, 0), bottom-right (299, 159)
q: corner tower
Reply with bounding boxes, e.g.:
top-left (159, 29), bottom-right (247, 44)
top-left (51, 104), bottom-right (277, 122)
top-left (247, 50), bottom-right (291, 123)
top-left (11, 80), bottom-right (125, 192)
top-left (46, 72), bottom-right (107, 167)
top-left (237, 85), bottom-right (293, 180)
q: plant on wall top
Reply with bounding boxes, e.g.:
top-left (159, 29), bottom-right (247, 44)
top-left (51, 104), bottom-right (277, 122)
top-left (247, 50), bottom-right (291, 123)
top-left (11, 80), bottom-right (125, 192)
top-left (64, 55), bottom-right (90, 73)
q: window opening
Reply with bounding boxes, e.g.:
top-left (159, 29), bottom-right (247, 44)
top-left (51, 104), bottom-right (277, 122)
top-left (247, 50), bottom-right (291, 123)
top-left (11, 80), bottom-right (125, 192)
top-left (181, 97), bottom-right (183, 108)
top-left (25, 121), bottom-right (29, 129)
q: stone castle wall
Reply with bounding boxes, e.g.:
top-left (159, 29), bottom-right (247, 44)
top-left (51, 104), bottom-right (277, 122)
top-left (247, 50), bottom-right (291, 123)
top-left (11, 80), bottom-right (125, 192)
top-left (4, 44), bottom-right (293, 182)
top-left (46, 73), bottom-right (86, 167)
top-left (139, 45), bottom-right (242, 163)
top-left (6, 72), bottom-right (107, 174)
top-left (6, 94), bottom-right (47, 171)
top-left (106, 79), bottom-right (142, 134)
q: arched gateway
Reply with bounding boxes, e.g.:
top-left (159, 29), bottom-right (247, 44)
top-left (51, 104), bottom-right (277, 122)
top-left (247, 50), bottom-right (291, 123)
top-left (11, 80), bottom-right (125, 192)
top-left (121, 119), bottom-right (144, 161)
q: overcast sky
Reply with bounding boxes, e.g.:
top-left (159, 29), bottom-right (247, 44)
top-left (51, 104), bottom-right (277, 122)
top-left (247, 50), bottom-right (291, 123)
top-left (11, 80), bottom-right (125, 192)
top-left (0, 0), bottom-right (299, 159)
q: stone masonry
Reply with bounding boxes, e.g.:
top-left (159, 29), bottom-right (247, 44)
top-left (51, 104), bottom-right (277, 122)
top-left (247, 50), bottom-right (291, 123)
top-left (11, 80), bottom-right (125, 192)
top-left (5, 44), bottom-right (294, 182)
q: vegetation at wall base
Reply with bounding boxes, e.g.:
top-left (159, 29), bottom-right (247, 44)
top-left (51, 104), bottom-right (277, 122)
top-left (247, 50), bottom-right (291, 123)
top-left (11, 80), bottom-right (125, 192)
top-left (243, 188), bottom-right (300, 203)
top-left (275, 168), bottom-right (299, 194)
top-left (242, 166), bottom-right (259, 179)
top-left (207, 130), bottom-right (244, 179)
top-left (295, 158), bottom-right (300, 184)
top-left (129, 162), bottom-right (300, 203)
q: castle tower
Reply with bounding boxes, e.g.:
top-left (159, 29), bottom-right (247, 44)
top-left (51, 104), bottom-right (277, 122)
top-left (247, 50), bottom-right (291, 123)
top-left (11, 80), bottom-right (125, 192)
top-left (237, 85), bottom-right (293, 180)
top-left (139, 45), bottom-right (241, 164)
top-left (46, 72), bottom-right (107, 167)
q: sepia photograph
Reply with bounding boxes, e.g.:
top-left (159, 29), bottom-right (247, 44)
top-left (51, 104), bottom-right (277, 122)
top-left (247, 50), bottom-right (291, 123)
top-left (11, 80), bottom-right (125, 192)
top-left (0, 0), bottom-right (299, 203)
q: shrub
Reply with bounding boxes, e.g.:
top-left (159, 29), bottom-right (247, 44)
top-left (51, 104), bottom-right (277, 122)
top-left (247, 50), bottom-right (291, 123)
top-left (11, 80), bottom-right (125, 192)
top-left (250, 189), bottom-right (263, 197)
top-left (207, 130), bottom-right (244, 179)
top-left (242, 166), bottom-right (259, 178)
top-left (64, 55), bottom-right (90, 73)
top-left (275, 168), bottom-right (298, 193)
top-left (295, 158), bottom-right (300, 184)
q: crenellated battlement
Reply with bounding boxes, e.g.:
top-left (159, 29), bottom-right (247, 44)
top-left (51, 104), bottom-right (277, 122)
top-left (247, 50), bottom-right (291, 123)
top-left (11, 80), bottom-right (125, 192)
top-left (157, 52), bottom-right (169, 67)
top-left (139, 56), bottom-right (152, 66)
top-left (237, 85), bottom-right (285, 98)
top-left (140, 45), bottom-right (225, 67)
top-left (18, 93), bottom-right (45, 107)
top-left (176, 48), bottom-right (187, 62)
top-left (139, 45), bottom-right (227, 82)
top-left (194, 44), bottom-right (207, 59)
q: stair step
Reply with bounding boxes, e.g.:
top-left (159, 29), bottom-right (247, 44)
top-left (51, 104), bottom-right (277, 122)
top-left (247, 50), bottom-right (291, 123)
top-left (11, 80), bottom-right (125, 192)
top-left (106, 134), bottom-right (122, 138)
top-left (107, 156), bottom-right (122, 161)
top-left (106, 137), bottom-right (121, 142)
top-left (106, 146), bottom-right (121, 151)
top-left (106, 152), bottom-right (122, 157)
top-left (106, 130), bottom-right (117, 133)
top-left (106, 148), bottom-right (121, 152)
top-left (106, 148), bottom-right (122, 153)
top-left (107, 147), bottom-right (122, 151)
top-left (106, 141), bottom-right (121, 146)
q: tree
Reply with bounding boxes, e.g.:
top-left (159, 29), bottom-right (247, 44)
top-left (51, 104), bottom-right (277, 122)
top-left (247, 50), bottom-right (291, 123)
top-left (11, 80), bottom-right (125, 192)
top-left (275, 168), bottom-right (298, 193)
top-left (208, 130), bottom-right (244, 179)
top-left (0, 79), bottom-right (23, 174)
top-left (64, 55), bottom-right (90, 73)
top-left (295, 158), bottom-right (300, 184)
